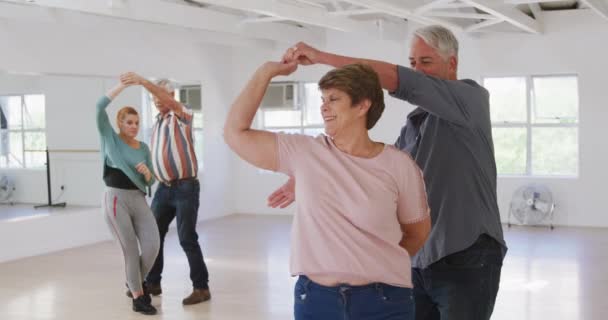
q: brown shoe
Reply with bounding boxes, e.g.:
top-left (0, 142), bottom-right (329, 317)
top-left (182, 288), bottom-right (211, 305)
top-left (146, 283), bottom-right (162, 296)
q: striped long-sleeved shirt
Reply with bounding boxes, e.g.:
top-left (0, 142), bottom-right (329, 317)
top-left (150, 104), bottom-right (198, 184)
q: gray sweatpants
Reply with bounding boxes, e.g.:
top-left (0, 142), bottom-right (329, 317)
top-left (103, 187), bottom-right (160, 294)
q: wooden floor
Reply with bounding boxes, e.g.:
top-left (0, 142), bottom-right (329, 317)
top-left (0, 214), bottom-right (606, 320)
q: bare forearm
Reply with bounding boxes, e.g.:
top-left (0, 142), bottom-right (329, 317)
top-left (141, 79), bottom-right (180, 110)
top-left (106, 83), bottom-right (127, 100)
top-left (318, 52), bottom-right (399, 92)
top-left (225, 68), bottom-right (273, 136)
top-left (400, 235), bottom-right (427, 257)
top-left (224, 63), bottom-right (281, 171)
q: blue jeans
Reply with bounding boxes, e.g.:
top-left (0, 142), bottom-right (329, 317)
top-left (146, 178), bottom-right (209, 289)
top-left (413, 234), bottom-right (504, 320)
top-left (294, 275), bottom-right (414, 320)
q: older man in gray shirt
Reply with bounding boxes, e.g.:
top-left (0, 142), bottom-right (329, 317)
top-left (272, 25), bottom-right (506, 320)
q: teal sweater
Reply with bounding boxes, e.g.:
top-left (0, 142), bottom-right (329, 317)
top-left (96, 96), bottom-right (155, 193)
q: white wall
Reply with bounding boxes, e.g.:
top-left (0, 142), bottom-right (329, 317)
top-left (477, 10), bottom-right (608, 227)
top-left (0, 207), bottom-right (111, 263)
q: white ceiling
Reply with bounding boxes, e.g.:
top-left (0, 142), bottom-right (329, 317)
top-left (1, 0), bottom-right (607, 43)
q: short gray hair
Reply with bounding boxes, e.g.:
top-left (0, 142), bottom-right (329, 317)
top-left (155, 78), bottom-right (175, 93)
top-left (414, 25), bottom-right (459, 61)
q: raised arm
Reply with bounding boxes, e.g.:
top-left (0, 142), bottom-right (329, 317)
top-left (224, 61), bottom-right (298, 171)
top-left (120, 72), bottom-right (187, 118)
top-left (96, 83), bottom-right (128, 138)
top-left (283, 42), bottom-right (399, 92)
top-left (390, 66), bottom-right (486, 125)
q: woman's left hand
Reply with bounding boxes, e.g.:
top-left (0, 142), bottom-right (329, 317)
top-left (135, 162), bottom-right (152, 181)
top-left (120, 72), bottom-right (145, 86)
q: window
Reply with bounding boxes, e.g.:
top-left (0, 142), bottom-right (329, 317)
top-left (483, 75), bottom-right (579, 176)
top-left (142, 85), bottom-right (204, 169)
top-left (0, 94), bottom-right (46, 169)
top-left (257, 82), bottom-right (325, 137)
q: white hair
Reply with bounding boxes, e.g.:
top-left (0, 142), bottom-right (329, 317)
top-left (155, 78), bottom-right (175, 93)
top-left (414, 25), bottom-right (459, 61)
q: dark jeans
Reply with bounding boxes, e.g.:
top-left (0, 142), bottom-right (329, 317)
top-left (294, 275), bottom-right (414, 320)
top-left (413, 234), bottom-right (504, 320)
top-left (145, 178), bottom-right (209, 289)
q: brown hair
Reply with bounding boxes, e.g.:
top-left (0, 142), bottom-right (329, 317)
top-left (318, 64), bottom-right (385, 130)
top-left (116, 106), bottom-right (139, 128)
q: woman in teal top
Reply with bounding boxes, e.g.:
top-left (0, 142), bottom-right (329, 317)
top-left (97, 81), bottom-right (160, 315)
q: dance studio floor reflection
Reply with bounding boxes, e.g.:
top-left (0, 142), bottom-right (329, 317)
top-left (0, 214), bottom-right (606, 320)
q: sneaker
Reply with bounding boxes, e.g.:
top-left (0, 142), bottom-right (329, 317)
top-left (125, 283), bottom-right (151, 304)
top-left (182, 288), bottom-right (211, 305)
top-left (132, 295), bottom-right (157, 315)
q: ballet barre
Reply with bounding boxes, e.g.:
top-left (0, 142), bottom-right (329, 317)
top-left (25, 148), bottom-right (100, 209)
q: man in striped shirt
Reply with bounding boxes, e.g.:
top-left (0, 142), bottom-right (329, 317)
top-left (120, 73), bottom-right (211, 305)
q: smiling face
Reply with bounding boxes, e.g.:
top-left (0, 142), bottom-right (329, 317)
top-left (409, 36), bottom-right (457, 80)
top-left (320, 87), bottom-right (368, 138)
top-left (317, 64), bottom-right (385, 139)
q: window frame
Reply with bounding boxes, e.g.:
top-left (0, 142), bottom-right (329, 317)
top-left (257, 81), bottom-right (325, 136)
top-left (255, 82), bottom-right (325, 174)
top-left (483, 74), bottom-right (579, 178)
top-left (0, 93), bottom-right (47, 170)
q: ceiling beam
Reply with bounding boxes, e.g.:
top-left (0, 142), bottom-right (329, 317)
top-left (329, 8), bottom-right (379, 16)
top-left (192, 0), bottom-right (381, 33)
top-left (431, 3), bottom-right (476, 9)
top-left (464, 18), bottom-right (504, 31)
top-left (292, 0), bottom-right (328, 10)
top-left (413, 0), bottom-right (455, 15)
top-left (341, 0), bottom-right (464, 31)
top-left (461, 0), bottom-right (542, 33)
top-left (0, 1), bottom-right (284, 49)
top-left (0, 0), bottom-right (322, 44)
top-left (423, 11), bottom-right (499, 19)
top-left (505, 0), bottom-right (566, 4)
top-left (528, 3), bottom-right (543, 21)
top-left (240, 16), bottom-right (288, 24)
top-left (579, 0), bottom-right (608, 21)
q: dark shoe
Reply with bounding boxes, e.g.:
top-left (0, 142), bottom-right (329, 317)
top-left (182, 288), bottom-right (211, 305)
top-left (146, 282), bottom-right (162, 296)
top-left (125, 283), bottom-right (151, 304)
top-left (132, 295), bottom-right (157, 315)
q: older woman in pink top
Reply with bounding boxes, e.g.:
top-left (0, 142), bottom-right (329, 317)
top-left (224, 61), bottom-right (431, 320)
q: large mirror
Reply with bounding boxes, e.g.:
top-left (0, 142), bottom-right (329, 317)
top-left (0, 72), bottom-right (202, 221)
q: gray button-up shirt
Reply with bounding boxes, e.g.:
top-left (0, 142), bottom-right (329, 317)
top-left (391, 66), bottom-right (507, 269)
